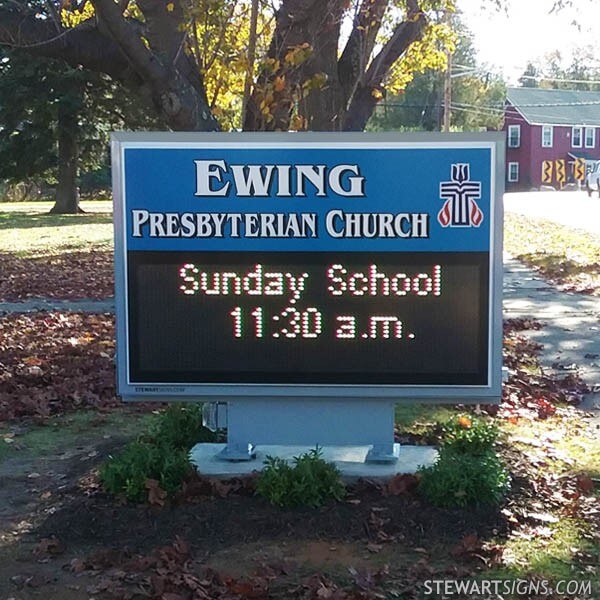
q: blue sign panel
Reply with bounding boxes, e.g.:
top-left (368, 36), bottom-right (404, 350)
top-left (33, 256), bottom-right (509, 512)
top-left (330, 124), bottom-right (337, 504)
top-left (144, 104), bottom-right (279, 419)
top-left (113, 133), bottom-right (504, 402)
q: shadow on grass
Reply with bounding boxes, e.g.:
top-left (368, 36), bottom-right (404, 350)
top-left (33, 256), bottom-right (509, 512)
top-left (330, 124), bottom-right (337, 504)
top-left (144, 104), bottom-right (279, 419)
top-left (0, 211), bottom-right (112, 230)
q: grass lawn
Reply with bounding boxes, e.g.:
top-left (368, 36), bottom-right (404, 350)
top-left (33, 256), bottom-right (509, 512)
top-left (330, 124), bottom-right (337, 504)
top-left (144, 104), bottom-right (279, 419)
top-left (504, 212), bottom-right (600, 294)
top-left (0, 409), bottom-right (154, 463)
top-left (0, 200), bottom-right (113, 257)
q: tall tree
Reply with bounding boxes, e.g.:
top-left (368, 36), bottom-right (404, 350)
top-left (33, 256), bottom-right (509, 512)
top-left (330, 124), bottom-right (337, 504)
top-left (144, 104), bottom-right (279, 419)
top-left (369, 17), bottom-right (505, 132)
top-left (0, 50), bottom-right (160, 212)
top-left (522, 48), bottom-right (600, 91)
top-left (519, 62), bottom-right (540, 88)
top-left (0, 0), bottom-right (455, 133)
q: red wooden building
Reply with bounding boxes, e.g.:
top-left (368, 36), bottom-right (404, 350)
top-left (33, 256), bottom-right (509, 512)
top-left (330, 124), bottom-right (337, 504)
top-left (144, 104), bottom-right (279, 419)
top-left (503, 87), bottom-right (600, 190)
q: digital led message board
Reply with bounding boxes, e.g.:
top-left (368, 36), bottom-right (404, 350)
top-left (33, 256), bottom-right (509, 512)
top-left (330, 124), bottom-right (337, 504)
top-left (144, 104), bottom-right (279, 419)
top-left (112, 133), bottom-right (503, 402)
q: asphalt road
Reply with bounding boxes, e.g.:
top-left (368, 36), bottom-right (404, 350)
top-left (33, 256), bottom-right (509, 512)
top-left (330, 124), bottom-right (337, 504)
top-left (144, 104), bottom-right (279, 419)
top-left (504, 190), bottom-right (600, 237)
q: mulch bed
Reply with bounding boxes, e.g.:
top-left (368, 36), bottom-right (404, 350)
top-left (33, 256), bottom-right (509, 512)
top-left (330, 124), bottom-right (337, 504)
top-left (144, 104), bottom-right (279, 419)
top-left (35, 480), bottom-right (505, 556)
top-left (21, 474), bottom-right (507, 600)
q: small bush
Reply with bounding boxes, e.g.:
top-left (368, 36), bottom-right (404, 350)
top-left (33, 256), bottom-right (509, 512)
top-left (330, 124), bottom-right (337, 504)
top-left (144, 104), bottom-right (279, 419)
top-left (441, 414), bottom-right (499, 456)
top-left (419, 450), bottom-right (510, 508)
top-left (100, 404), bottom-right (216, 503)
top-left (148, 404), bottom-right (215, 450)
top-left (100, 440), bottom-right (192, 502)
top-left (257, 448), bottom-right (345, 508)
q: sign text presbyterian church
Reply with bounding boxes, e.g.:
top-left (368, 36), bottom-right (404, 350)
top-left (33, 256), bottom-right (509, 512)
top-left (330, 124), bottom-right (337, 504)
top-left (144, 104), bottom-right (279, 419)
top-left (131, 159), bottom-right (430, 240)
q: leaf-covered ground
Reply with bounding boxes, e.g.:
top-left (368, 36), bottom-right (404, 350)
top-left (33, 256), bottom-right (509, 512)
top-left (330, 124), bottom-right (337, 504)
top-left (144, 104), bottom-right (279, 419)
top-left (0, 312), bottom-right (117, 420)
top-left (0, 202), bottom-right (114, 301)
top-left (0, 251), bottom-right (114, 301)
top-left (504, 213), bottom-right (600, 295)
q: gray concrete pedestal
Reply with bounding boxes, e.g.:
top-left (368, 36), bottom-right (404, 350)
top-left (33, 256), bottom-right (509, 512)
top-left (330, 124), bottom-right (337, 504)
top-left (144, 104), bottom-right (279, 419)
top-left (189, 443), bottom-right (438, 480)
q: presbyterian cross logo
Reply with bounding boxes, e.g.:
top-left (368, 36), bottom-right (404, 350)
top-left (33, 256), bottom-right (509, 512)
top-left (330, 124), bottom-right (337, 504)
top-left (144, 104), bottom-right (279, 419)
top-left (438, 164), bottom-right (483, 228)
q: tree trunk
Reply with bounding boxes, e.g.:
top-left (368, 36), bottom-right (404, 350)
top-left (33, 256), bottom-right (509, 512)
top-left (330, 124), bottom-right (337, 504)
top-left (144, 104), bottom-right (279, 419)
top-left (243, 0), bottom-right (347, 132)
top-left (50, 96), bottom-right (81, 214)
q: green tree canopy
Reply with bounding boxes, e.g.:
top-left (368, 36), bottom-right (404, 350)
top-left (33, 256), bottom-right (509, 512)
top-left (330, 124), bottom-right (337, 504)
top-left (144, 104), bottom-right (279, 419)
top-left (368, 17), bottom-right (505, 132)
top-left (519, 48), bottom-right (600, 92)
top-left (0, 50), bottom-right (160, 211)
top-left (0, 0), bottom-right (459, 133)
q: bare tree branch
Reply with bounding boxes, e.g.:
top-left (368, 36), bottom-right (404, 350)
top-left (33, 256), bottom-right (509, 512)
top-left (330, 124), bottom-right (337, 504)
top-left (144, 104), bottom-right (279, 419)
top-left (90, 0), bottom-right (218, 130)
top-left (91, 0), bottom-right (169, 86)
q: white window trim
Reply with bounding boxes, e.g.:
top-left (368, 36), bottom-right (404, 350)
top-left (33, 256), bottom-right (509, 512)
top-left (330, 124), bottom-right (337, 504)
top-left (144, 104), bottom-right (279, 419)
top-left (572, 126), bottom-right (583, 148)
top-left (585, 127), bottom-right (596, 148)
top-left (508, 162), bottom-right (519, 182)
top-left (508, 125), bottom-right (521, 148)
top-left (542, 125), bottom-right (553, 148)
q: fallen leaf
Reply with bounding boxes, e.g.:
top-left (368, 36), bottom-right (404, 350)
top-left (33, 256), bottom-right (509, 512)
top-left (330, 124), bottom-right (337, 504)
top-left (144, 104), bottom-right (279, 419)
top-left (70, 558), bottom-right (87, 573)
top-left (33, 537), bottom-right (64, 556)
top-left (527, 512), bottom-right (559, 524)
top-left (451, 534), bottom-right (480, 557)
top-left (385, 473), bottom-right (419, 496)
top-left (576, 474), bottom-right (595, 494)
top-left (145, 479), bottom-right (167, 507)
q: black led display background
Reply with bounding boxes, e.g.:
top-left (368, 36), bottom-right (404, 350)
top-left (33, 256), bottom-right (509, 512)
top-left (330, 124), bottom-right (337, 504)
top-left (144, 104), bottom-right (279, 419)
top-left (127, 251), bottom-right (489, 385)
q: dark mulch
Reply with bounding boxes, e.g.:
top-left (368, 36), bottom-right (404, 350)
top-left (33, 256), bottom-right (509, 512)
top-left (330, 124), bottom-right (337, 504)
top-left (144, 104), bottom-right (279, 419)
top-left (33, 481), bottom-right (507, 558)
top-left (0, 477), bottom-right (506, 600)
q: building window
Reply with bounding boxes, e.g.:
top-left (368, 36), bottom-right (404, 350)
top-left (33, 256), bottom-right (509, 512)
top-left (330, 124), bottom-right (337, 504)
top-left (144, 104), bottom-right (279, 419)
top-left (508, 125), bottom-right (521, 148)
top-left (572, 126), bottom-right (583, 148)
top-left (542, 125), bottom-right (553, 147)
top-left (508, 162), bottom-right (519, 182)
top-left (585, 127), bottom-right (596, 148)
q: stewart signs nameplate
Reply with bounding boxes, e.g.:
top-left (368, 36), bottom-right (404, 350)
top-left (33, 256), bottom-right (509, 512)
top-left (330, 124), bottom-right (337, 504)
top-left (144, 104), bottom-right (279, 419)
top-left (112, 133), bottom-right (504, 411)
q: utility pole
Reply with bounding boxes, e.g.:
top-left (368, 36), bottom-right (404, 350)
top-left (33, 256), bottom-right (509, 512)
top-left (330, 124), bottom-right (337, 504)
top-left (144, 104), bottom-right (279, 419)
top-left (443, 52), bottom-right (452, 132)
top-left (443, 10), bottom-right (452, 132)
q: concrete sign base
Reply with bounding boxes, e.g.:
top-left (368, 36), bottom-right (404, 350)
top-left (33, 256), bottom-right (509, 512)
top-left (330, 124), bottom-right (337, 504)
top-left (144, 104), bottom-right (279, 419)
top-left (189, 443), bottom-right (438, 480)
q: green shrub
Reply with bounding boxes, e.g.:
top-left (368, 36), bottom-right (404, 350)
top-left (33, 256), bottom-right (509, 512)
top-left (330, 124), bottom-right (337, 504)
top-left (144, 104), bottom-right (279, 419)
top-left (100, 440), bottom-right (192, 502)
top-left (257, 448), bottom-right (346, 508)
top-left (418, 450), bottom-right (510, 508)
top-left (441, 414), bottom-right (499, 456)
top-left (100, 404), bottom-right (216, 503)
top-left (148, 404), bottom-right (215, 450)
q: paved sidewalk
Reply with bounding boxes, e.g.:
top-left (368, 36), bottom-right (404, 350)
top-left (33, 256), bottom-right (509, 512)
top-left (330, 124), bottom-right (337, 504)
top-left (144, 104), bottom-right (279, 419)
top-left (0, 298), bottom-right (115, 314)
top-left (504, 255), bottom-right (600, 412)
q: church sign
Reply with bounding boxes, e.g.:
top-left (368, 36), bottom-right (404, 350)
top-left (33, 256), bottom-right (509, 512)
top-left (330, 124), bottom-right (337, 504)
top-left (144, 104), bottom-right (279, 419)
top-left (112, 132), bottom-right (504, 403)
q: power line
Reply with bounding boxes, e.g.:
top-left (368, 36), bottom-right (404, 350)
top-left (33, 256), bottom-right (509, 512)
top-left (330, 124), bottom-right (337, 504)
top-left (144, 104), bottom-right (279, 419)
top-left (508, 100), bottom-right (600, 107)
top-left (519, 74), bottom-right (600, 85)
top-left (454, 63), bottom-right (600, 86)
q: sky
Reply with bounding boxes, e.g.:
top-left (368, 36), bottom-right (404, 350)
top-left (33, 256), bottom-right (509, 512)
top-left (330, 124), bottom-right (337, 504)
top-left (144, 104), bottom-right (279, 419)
top-left (457, 0), bottom-right (600, 83)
